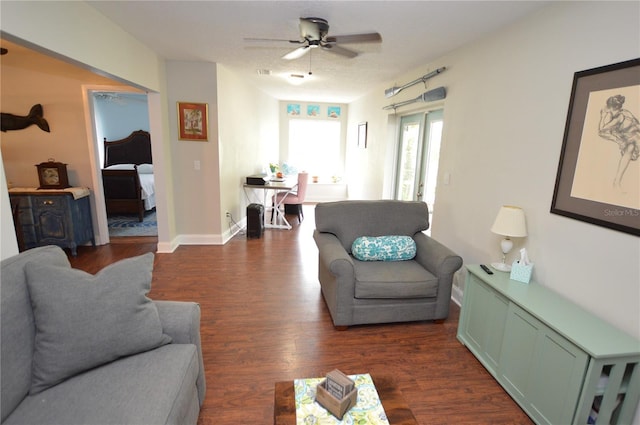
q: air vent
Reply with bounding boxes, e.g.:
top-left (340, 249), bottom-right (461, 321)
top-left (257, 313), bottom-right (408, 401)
top-left (256, 69), bottom-right (272, 76)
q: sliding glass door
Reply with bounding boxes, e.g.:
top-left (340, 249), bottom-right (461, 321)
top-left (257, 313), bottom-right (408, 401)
top-left (394, 110), bottom-right (444, 226)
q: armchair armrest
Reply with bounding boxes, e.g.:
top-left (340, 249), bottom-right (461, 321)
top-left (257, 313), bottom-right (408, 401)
top-left (313, 230), bottom-right (357, 326)
top-left (413, 233), bottom-right (463, 319)
top-left (313, 230), bottom-right (355, 278)
top-left (155, 300), bottom-right (206, 406)
top-left (413, 232), bottom-right (463, 277)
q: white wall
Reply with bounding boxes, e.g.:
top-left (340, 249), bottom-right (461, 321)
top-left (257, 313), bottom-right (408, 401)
top-left (165, 61), bottom-right (222, 243)
top-left (93, 93), bottom-right (150, 147)
top-left (1, 1), bottom-right (162, 92)
top-left (348, 2), bottom-right (640, 342)
top-left (217, 65), bottom-right (279, 233)
top-left (1, 59), bottom-right (128, 190)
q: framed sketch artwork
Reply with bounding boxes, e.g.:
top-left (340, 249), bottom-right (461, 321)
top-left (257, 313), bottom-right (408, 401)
top-left (177, 102), bottom-right (208, 141)
top-left (551, 58), bottom-right (640, 236)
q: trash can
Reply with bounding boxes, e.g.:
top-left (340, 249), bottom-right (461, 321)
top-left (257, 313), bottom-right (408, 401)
top-left (246, 203), bottom-right (264, 239)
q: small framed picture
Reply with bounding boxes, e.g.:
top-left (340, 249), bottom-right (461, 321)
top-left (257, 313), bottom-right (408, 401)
top-left (358, 122), bottom-right (368, 148)
top-left (177, 102), bottom-right (208, 141)
top-left (287, 103), bottom-right (300, 116)
top-left (307, 105), bottom-right (320, 116)
top-left (328, 106), bottom-right (341, 118)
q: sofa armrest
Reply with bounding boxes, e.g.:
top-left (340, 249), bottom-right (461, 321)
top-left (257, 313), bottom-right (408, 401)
top-left (313, 230), bottom-right (355, 278)
top-left (155, 300), bottom-right (206, 407)
top-left (413, 232), bottom-right (463, 277)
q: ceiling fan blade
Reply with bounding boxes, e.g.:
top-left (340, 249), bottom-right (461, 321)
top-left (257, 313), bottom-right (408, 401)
top-left (325, 32), bottom-right (382, 44)
top-left (244, 37), bottom-right (303, 45)
top-left (282, 45), bottom-right (310, 60)
top-left (321, 44), bottom-right (358, 59)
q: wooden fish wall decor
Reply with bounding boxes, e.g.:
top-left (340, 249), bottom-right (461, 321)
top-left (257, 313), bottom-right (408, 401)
top-left (1, 104), bottom-right (50, 132)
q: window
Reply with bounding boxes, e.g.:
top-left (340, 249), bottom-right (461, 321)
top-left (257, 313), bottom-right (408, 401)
top-left (394, 109), bottom-right (444, 233)
top-left (288, 119), bottom-right (341, 177)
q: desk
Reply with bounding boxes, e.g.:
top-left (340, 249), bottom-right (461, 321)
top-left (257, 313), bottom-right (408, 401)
top-left (243, 181), bottom-right (295, 230)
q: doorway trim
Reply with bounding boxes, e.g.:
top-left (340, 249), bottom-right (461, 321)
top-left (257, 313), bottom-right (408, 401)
top-left (81, 84), bottom-right (155, 246)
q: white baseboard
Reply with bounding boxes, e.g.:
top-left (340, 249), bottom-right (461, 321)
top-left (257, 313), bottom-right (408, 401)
top-left (156, 218), bottom-right (245, 252)
top-left (451, 285), bottom-right (463, 307)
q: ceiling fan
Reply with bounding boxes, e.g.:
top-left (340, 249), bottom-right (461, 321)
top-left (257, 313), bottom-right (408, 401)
top-left (246, 17), bottom-right (381, 61)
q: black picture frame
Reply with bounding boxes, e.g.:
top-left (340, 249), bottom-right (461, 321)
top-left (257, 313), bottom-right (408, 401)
top-left (358, 122), bottom-right (367, 148)
top-left (550, 58), bottom-right (640, 236)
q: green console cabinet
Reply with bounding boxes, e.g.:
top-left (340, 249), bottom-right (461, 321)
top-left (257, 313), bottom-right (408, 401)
top-left (458, 265), bottom-right (640, 425)
top-left (458, 272), bottom-right (509, 375)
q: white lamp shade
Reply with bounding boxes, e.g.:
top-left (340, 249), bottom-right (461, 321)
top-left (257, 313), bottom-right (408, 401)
top-left (491, 206), bottom-right (527, 237)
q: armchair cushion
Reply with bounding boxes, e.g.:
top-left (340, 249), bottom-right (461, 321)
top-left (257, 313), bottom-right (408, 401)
top-left (352, 235), bottom-right (416, 261)
top-left (354, 260), bottom-right (438, 298)
top-left (25, 253), bottom-right (171, 394)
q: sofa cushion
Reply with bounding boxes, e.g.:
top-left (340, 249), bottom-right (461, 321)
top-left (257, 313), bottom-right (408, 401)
top-left (353, 260), bottom-right (439, 299)
top-left (3, 344), bottom-right (199, 425)
top-left (0, 246), bottom-right (71, 423)
top-left (25, 252), bottom-right (171, 394)
top-left (352, 236), bottom-right (416, 261)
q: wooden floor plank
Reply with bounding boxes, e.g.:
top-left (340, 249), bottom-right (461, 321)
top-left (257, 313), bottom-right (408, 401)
top-left (69, 206), bottom-right (533, 425)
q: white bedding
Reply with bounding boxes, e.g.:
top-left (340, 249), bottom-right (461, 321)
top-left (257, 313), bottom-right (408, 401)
top-left (139, 173), bottom-right (156, 210)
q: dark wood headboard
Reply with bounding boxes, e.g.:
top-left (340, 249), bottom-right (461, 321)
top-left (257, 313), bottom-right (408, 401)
top-left (103, 130), bottom-right (152, 167)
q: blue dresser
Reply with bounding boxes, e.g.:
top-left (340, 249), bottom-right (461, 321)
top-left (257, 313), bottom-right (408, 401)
top-left (10, 188), bottom-right (95, 256)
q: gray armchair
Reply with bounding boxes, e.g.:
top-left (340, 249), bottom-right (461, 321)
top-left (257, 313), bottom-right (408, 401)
top-left (313, 200), bottom-right (463, 329)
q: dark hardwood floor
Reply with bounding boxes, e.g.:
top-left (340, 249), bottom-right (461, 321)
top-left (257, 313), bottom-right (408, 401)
top-left (69, 206), bottom-right (533, 425)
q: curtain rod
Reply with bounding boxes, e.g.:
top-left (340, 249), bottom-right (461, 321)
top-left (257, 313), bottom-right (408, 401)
top-left (384, 67), bottom-right (446, 98)
top-left (383, 86), bottom-right (446, 111)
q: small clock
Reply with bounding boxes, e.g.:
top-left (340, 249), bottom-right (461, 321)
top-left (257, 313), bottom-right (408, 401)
top-left (36, 160), bottom-right (70, 189)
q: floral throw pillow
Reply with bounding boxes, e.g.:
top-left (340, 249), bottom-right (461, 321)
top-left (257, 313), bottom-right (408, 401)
top-left (351, 236), bottom-right (416, 261)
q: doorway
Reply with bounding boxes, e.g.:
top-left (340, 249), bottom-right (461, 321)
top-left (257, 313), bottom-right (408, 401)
top-left (394, 109), bottom-right (444, 229)
top-left (87, 88), bottom-right (157, 239)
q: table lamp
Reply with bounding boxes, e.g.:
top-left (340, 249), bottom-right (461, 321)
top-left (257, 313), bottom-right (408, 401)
top-left (490, 205), bottom-right (527, 272)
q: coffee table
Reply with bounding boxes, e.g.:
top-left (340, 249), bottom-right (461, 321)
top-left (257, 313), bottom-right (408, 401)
top-left (273, 375), bottom-right (417, 424)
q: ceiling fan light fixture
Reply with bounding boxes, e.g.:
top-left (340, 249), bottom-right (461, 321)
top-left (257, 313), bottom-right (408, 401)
top-left (282, 45), bottom-right (310, 60)
top-left (252, 17), bottom-right (381, 62)
top-left (279, 72), bottom-right (308, 85)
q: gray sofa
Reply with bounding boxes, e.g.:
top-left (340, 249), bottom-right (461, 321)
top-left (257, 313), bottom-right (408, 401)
top-left (314, 200), bottom-right (463, 328)
top-left (1, 246), bottom-right (206, 425)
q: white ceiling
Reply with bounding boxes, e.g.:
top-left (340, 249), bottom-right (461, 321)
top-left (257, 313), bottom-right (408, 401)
top-left (87, 1), bottom-right (550, 103)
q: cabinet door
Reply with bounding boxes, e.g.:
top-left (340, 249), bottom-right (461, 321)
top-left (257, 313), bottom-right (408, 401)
top-left (499, 304), bottom-right (589, 425)
top-left (10, 195), bottom-right (37, 249)
top-left (458, 274), bottom-right (508, 375)
top-left (33, 196), bottom-right (71, 244)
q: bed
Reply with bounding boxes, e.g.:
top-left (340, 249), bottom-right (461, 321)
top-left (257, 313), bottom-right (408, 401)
top-left (102, 130), bottom-right (155, 222)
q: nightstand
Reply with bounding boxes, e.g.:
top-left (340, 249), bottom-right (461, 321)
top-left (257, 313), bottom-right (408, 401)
top-left (9, 187), bottom-right (95, 256)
